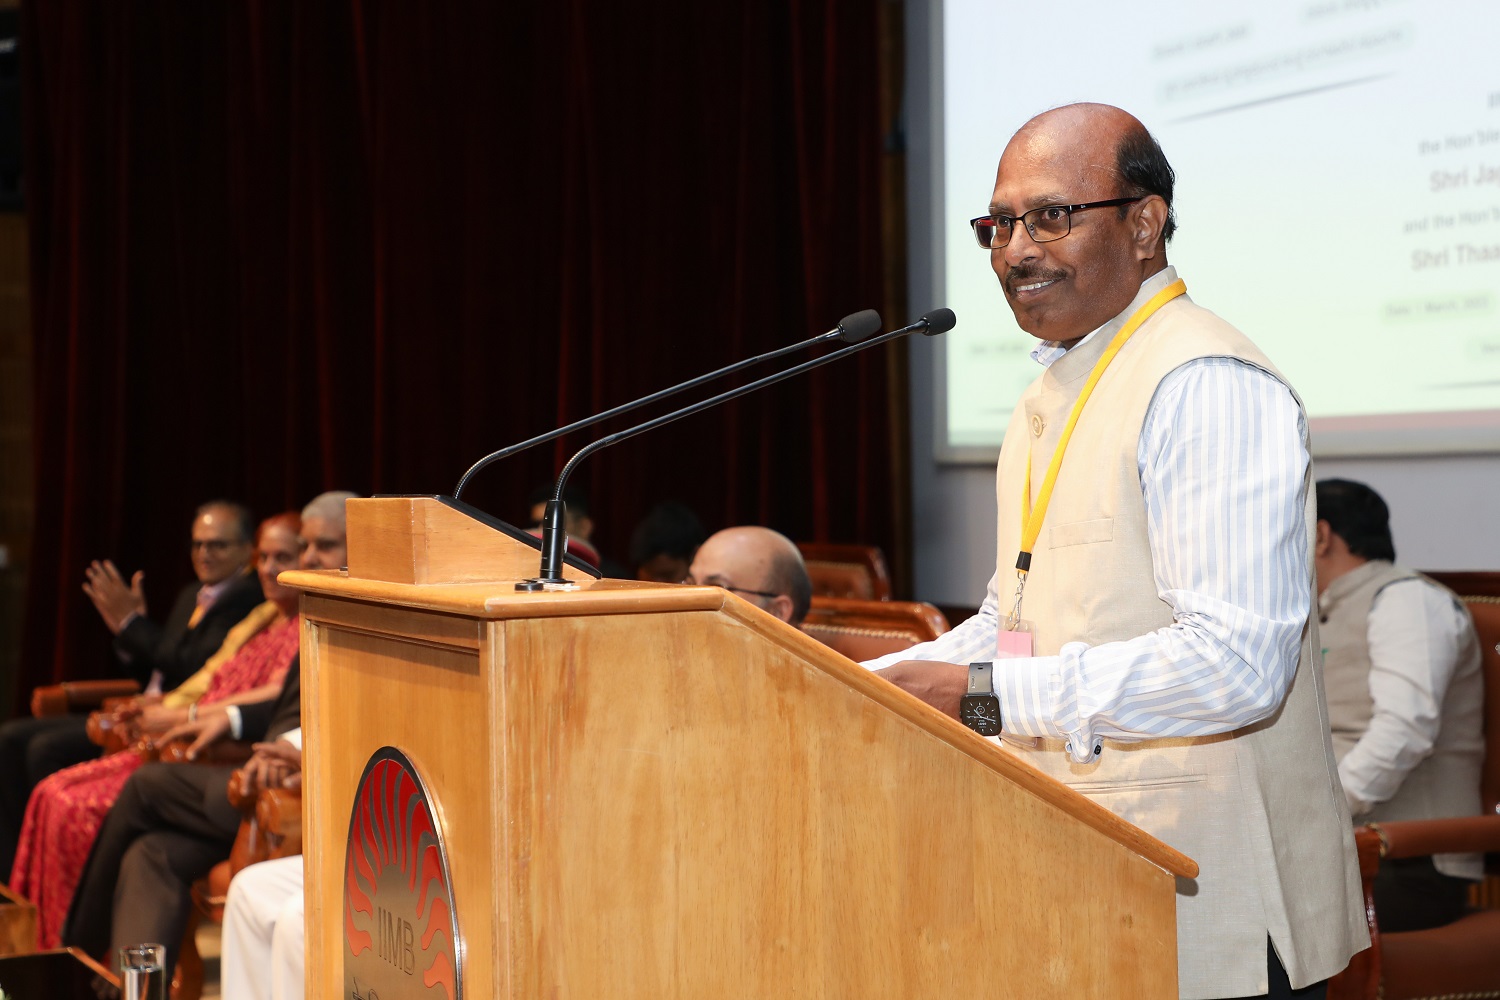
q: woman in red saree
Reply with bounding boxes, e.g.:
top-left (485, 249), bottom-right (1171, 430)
top-left (10, 514), bottom-right (304, 947)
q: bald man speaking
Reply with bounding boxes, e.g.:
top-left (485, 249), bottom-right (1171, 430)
top-left (867, 104), bottom-right (1365, 999)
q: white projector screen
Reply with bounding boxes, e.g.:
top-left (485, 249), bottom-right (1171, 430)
top-left (937, 0), bottom-right (1500, 461)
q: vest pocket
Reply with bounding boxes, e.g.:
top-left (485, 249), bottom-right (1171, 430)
top-left (1047, 516), bottom-right (1114, 549)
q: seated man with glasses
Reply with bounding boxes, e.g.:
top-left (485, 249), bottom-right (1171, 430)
top-left (683, 526), bottom-right (812, 628)
top-left (0, 500), bottom-right (264, 878)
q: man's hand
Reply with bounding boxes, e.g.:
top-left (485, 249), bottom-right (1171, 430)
top-left (873, 659), bottom-right (969, 719)
top-left (242, 740), bottom-right (302, 796)
top-left (82, 560), bottom-right (147, 634)
top-left (157, 711), bottom-right (231, 759)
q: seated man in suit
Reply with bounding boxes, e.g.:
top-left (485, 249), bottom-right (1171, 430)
top-left (1315, 478), bottom-right (1484, 931)
top-left (60, 491), bottom-right (357, 980)
top-left (0, 499), bottom-right (263, 876)
top-left (216, 523), bottom-right (811, 1000)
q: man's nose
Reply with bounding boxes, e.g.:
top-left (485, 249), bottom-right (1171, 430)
top-left (1000, 224), bottom-right (1043, 269)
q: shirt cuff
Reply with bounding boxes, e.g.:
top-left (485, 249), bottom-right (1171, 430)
top-left (226, 705), bottom-right (243, 741)
top-left (995, 642), bottom-right (1098, 762)
top-left (282, 727), bottom-right (302, 751)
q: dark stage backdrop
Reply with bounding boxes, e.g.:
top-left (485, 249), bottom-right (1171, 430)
top-left (17, 2), bottom-right (898, 697)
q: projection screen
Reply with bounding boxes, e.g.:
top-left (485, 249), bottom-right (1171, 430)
top-left (937, 0), bottom-right (1500, 461)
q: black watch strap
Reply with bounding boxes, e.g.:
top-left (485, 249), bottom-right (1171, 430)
top-left (966, 661), bottom-right (995, 698)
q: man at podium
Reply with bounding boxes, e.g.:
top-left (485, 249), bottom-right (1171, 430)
top-left (866, 104), bottom-right (1367, 999)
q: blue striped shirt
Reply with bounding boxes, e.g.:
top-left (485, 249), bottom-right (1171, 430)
top-left (865, 306), bottom-right (1312, 763)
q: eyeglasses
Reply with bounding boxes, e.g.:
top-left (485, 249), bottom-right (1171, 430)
top-left (684, 576), bottom-right (781, 601)
top-left (970, 197), bottom-right (1142, 249)
top-left (191, 539), bottom-right (244, 553)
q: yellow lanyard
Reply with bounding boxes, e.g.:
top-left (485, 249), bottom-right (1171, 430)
top-left (1005, 279), bottom-right (1187, 629)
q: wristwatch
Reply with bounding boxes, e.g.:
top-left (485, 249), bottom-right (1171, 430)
top-left (959, 661), bottom-right (1002, 736)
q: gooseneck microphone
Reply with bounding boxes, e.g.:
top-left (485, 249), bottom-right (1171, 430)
top-left (452, 308), bottom-right (882, 500)
top-left (518, 307), bottom-right (957, 590)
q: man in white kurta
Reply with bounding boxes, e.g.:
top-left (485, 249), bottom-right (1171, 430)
top-left (869, 104), bottom-right (1366, 999)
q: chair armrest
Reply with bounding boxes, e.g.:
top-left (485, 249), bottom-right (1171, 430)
top-left (1367, 815), bottom-right (1500, 860)
top-left (86, 701), bottom-right (145, 752)
top-left (31, 679), bottom-right (142, 717)
top-left (257, 788), bottom-right (303, 857)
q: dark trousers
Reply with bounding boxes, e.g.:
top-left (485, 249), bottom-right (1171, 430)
top-left (1224, 938), bottom-right (1328, 1000)
top-left (0, 714), bottom-right (98, 876)
top-left (1373, 855), bottom-right (1472, 932)
top-left (61, 761), bottom-right (239, 976)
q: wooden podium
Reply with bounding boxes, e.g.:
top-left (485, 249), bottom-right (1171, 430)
top-left (283, 497), bottom-right (1196, 998)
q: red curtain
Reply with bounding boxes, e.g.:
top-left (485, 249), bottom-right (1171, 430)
top-left (18, 1), bottom-right (895, 694)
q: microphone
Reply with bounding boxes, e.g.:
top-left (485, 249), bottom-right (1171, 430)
top-left (519, 307), bottom-right (957, 590)
top-left (452, 308), bottom-right (882, 499)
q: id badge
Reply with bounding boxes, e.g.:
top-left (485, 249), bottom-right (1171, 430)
top-left (996, 626), bottom-right (1032, 659)
top-left (994, 622), bottom-right (1039, 749)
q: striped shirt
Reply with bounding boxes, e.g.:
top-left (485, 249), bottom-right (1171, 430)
top-left (864, 311), bottom-right (1312, 763)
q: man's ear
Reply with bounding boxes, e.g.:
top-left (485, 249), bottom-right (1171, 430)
top-left (1133, 195), bottom-right (1168, 261)
top-left (769, 593), bottom-right (795, 626)
top-left (1314, 519), bottom-right (1334, 557)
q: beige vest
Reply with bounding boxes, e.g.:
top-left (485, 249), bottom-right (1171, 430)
top-left (994, 269), bottom-right (1367, 998)
top-left (1320, 560), bottom-right (1484, 878)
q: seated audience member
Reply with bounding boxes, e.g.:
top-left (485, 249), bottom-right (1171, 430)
top-left (60, 491), bottom-right (357, 980)
top-left (526, 483), bottom-right (626, 577)
top-left (629, 501), bottom-right (708, 583)
top-left (215, 522), bottom-right (812, 1000)
top-left (0, 500), bottom-right (263, 875)
top-left (1315, 478), bottom-right (1484, 931)
top-left (9, 513), bottom-right (304, 947)
top-left (684, 526), bottom-right (811, 628)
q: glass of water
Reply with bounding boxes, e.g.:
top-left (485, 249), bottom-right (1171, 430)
top-left (118, 943), bottom-right (166, 1000)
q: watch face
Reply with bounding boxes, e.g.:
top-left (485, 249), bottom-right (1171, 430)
top-left (960, 695), bottom-right (1001, 737)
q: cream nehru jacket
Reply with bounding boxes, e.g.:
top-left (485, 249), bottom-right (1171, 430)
top-left (993, 267), bottom-right (1367, 998)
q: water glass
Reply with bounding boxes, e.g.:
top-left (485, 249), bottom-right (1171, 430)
top-left (118, 943), bottom-right (166, 1000)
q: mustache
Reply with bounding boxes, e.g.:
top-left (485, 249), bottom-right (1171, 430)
top-left (1005, 265), bottom-right (1067, 289)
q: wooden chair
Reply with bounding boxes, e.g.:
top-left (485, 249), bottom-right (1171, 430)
top-left (796, 542), bottom-right (893, 601)
top-left (1328, 572), bottom-right (1500, 1000)
top-left (801, 595), bottom-right (948, 661)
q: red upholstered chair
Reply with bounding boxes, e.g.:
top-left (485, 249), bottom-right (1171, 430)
top-left (796, 543), bottom-right (893, 601)
top-left (801, 596), bottom-right (948, 661)
top-left (1328, 573), bottom-right (1500, 1000)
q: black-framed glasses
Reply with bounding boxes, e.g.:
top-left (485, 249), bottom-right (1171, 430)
top-left (970, 197), bottom-right (1142, 249)
top-left (684, 576), bottom-right (781, 601)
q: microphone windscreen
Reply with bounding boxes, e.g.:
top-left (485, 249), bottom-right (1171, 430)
top-left (920, 307), bottom-right (957, 335)
top-left (837, 309), bottom-right (882, 343)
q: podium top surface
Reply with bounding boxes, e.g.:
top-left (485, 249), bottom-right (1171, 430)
top-left (279, 570), bottom-right (726, 618)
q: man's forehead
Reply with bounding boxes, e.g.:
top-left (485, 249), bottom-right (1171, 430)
top-left (193, 509), bottom-right (240, 538)
top-left (299, 517), bottom-right (341, 544)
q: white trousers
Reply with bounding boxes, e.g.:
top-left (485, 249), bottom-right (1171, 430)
top-left (221, 855), bottom-right (306, 1000)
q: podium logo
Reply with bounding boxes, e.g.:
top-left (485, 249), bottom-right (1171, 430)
top-left (344, 747), bottom-right (462, 1000)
